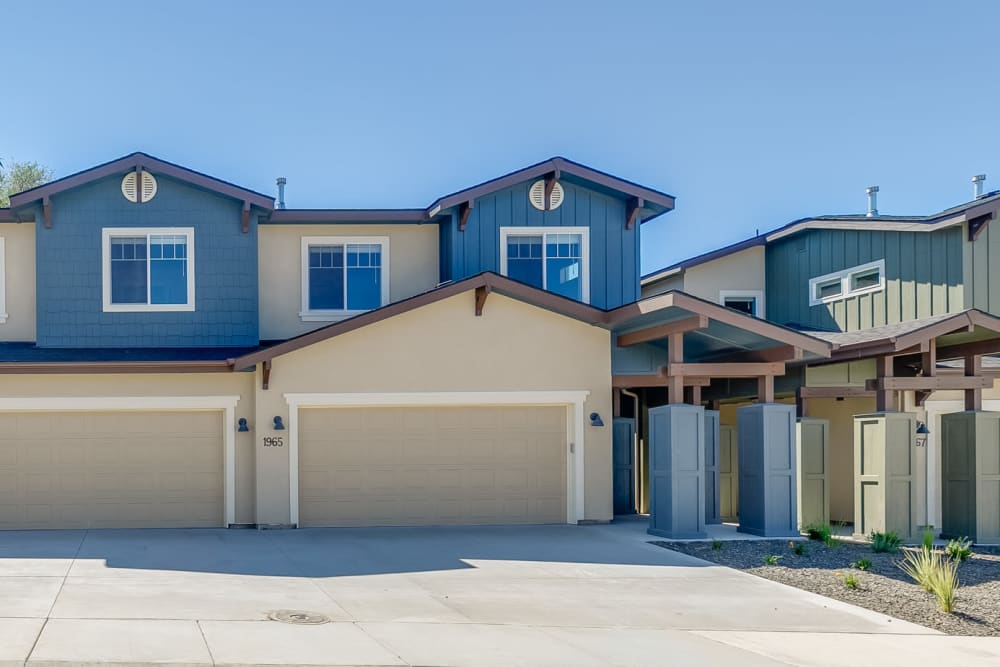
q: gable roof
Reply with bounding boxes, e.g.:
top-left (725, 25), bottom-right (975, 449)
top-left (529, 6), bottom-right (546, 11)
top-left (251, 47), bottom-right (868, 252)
top-left (425, 156), bottom-right (676, 223)
top-left (8, 152), bottom-right (275, 211)
top-left (643, 190), bottom-right (1000, 285)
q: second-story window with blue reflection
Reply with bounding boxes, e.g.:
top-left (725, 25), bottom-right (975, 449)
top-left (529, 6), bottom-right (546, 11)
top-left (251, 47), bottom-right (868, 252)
top-left (301, 237), bottom-right (389, 320)
top-left (501, 227), bottom-right (590, 303)
top-left (103, 228), bottom-right (195, 312)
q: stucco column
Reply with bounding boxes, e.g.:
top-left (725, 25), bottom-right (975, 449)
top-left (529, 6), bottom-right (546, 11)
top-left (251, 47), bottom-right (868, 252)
top-left (253, 363), bottom-right (293, 527)
top-left (737, 403), bottom-right (798, 537)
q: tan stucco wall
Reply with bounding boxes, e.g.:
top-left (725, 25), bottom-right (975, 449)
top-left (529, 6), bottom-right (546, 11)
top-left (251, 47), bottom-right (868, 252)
top-left (643, 247), bottom-right (766, 312)
top-left (258, 224), bottom-right (440, 340)
top-left (255, 291), bottom-right (613, 525)
top-left (0, 223), bottom-right (36, 341)
top-left (0, 372), bottom-right (257, 524)
top-left (805, 396), bottom-right (876, 523)
top-left (640, 272), bottom-right (683, 298)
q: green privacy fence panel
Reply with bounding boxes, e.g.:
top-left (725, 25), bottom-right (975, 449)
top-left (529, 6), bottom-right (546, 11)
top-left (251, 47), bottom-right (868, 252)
top-left (941, 411), bottom-right (1000, 544)
top-left (853, 412), bottom-right (918, 542)
top-left (796, 418), bottom-right (830, 530)
top-left (719, 424), bottom-right (739, 522)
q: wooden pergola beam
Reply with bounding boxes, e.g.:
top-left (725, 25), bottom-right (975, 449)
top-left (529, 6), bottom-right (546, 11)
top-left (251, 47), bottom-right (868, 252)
top-left (616, 315), bottom-right (708, 347)
top-left (865, 376), bottom-right (992, 391)
top-left (666, 361), bottom-right (785, 378)
top-left (708, 345), bottom-right (803, 364)
top-left (933, 337), bottom-right (1000, 361)
top-left (611, 374), bottom-right (710, 388)
top-left (798, 386), bottom-right (876, 399)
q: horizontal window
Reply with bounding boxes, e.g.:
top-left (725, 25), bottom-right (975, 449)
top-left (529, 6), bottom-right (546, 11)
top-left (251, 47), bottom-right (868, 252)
top-left (300, 236), bottom-right (389, 321)
top-left (499, 227), bottom-right (590, 303)
top-left (102, 228), bottom-right (195, 312)
top-left (719, 290), bottom-right (764, 318)
top-left (808, 259), bottom-right (885, 306)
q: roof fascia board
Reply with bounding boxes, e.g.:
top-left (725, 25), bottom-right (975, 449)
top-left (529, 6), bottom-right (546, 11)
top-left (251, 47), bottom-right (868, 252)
top-left (0, 361), bottom-right (234, 374)
top-left (266, 209), bottom-right (428, 224)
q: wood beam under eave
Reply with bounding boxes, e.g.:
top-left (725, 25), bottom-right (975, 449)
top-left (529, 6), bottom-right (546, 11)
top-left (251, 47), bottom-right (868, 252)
top-left (865, 376), bottom-right (992, 391)
top-left (933, 337), bottom-right (1000, 361)
top-left (969, 213), bottom-right (993, 242)
top-left (708, 345), bottom-right (803, 364)
top-left (241, 201), bottom-right (251, 234)
top-left (616, 315), bottom-right (708, 347)
top-left (625, 197), bottom-right (645, 230)
top-left (458, 200), bottom-right (474, 232)
top-left (666, 361), bottom-right (785, 378)
top-left (611, 374), bottom-right (710, 388)
top-left (474, 284), bottom-right (491, 316)
top-left (798, 386), bottom-right (875, 399)
top-left (42, 196), bottom-right (52, 229)
top-left (544, 169), bottom-right (560, 210)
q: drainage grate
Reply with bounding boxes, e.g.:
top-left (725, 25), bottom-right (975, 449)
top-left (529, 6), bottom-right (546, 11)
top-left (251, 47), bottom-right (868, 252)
top-left (267, 609), bottom-right (331, 625)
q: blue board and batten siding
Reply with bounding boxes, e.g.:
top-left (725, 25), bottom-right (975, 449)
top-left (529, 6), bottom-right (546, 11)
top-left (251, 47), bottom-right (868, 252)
top-left (442, 180), bottom-right (639, 309)
top-left (766, 227), bottom-right (964, 332)
top-left (36, 175), bottom-right (259, 347)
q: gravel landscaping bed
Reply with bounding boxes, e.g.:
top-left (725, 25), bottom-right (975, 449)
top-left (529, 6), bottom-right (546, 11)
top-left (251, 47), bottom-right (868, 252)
top-left (654, 538), bottom-right (1000, 636)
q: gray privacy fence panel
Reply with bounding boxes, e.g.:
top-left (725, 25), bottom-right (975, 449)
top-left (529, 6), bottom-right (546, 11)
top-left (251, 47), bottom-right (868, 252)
top-left (941, 411), bottom-right (1000, 544)
top-left (704, 410), bottom-right (721, 524)
top-left (796, 418), bottom-right (830, 530)
top-left (853, 412), bottom-right (917, 542)
top-left (719, 424), bottom-right (739, 521)
top-left (737, 403), bottom-right (798, 537)
top-left (612, 418), bottom-right (637, 515)
top-left (647, 404), bottom-right (706, 539)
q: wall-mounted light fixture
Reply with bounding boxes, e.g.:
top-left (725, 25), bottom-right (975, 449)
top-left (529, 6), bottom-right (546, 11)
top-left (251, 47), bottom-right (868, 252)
top-left (915, 421), bottom-right (929, 448)
top-left (589, 412), bottom-right (604, 427)
top-left (273, 416), bottom-right (286, 430)
top-left (237, 418), bottom-right (250, 432)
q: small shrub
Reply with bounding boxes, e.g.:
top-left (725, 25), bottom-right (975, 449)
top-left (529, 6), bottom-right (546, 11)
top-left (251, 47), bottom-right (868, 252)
top-left (850, 559), bottom-right (872, 571)
top-left (945, 537), bottom-right (973, 562)
top-left (922, 527), bottom-right (936, 551)
top-left (789, 541), bottom-right (806, 556)
top-left (711, 539), bottom-right (723, 551)
top-left (803, 522), bottom-right (832, 543)
top-left (899, 547), bottom-right (937, 592)
top-left (929, 557), bottom-right (960, 613)
top-left (870, 531), bottom-right (901, 553)
top-left (763, 554), bottom-right (782, 565)
top-left (843, 572), bottom-right (860, 590)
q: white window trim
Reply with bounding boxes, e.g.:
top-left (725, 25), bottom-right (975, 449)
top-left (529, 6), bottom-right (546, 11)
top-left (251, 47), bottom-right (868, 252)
top-left (102, 227), bottom-right (195, 312)
top-left (0, 237), bottom-right (8, 323)
top-left (719, 289), bottom-right (764, 318)
top-left (498, 226), bottom-right (590, 303)
top-left (299, 236), bottom-right (390, 322)
top-left (283, 390), bottom-right (590, 526)
top-left (808, 259), bottom-right (886, 307)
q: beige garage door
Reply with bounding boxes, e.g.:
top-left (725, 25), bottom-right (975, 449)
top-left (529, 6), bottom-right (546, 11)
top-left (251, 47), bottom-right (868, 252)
top-left (299, 405), bottom-right (567, 527)
top-left (0, 410), bottom-right (223, 529)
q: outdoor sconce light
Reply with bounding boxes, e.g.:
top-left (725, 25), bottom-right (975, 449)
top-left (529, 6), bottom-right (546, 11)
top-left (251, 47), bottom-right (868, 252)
top-left (589, 412), bottom-right (605, 427)
top-left (237, 418), bottom-right (250, 432)
top-left (273, 416), bottom-right (286, 430)
top-left (915, 421), bottom-right (929, 448)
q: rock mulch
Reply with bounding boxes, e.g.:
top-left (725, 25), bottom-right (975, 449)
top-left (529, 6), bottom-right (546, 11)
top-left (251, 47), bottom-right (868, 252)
top-left (654, 538), bottom-right (1000, 636)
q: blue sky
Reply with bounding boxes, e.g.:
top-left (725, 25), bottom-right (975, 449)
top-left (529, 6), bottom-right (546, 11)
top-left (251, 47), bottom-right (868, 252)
top-left (3, 1), bottom-right (997, 274)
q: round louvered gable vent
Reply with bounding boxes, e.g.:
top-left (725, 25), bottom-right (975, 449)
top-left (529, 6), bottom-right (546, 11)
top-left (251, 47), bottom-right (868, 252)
top-left (528, 179), bottom-right (564, 211)
top-left (121, 171), bottom-right (158, 203)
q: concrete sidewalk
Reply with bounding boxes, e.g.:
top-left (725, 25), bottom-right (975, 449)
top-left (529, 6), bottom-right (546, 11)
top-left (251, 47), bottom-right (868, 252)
top-left (0, 520), bottom-right (997, 666)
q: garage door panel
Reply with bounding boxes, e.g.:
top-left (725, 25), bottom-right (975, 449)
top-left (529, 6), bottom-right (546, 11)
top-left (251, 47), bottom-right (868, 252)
top-left (299, 405), bottom-right (567, 527)
top-left (0, 410), bottom-right (224, 530)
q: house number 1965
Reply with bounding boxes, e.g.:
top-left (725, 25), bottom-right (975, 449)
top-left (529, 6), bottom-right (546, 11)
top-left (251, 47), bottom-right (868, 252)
top-left (263, 437), bottom-right (284, 447)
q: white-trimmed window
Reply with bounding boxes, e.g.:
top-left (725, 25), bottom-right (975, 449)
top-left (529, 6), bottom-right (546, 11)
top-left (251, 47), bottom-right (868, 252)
top-left (719, 290), bottom-right (764, 317)
top-left (808, 259), bottom-right (886, 306)
top-left (300, 236), bottom-right (390, 321)
top-left (102, 228), bottom-right (195, 312)
top-left (499, 227), bottom-right (590, 303)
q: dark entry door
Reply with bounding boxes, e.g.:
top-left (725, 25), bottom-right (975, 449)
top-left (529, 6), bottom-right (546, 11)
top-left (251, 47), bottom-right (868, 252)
top-left (612, 418), bottom-right (636, 515)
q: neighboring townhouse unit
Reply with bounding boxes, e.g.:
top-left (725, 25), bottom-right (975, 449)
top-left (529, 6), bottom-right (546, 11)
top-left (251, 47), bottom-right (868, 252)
top-left (639, 186), bottom-right (1000, 539)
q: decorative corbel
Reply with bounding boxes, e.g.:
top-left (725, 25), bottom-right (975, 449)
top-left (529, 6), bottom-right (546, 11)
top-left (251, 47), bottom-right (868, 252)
top-left (968, 212), bottom-right (993, 242)
top-left (135, 166), bottom-right (144, 204)
top-left (475, 283), bottom-right (492, 316)
top-left (42, 196), bottom-right (52, 229)
top-left (242, 201), bottom-right (251, 234)
top-left (459, 200), bottom-right (474, 232)
top-left (262, 359), bottom-right (272, 390)
top-left (626, 197), bottom-right (644, 230)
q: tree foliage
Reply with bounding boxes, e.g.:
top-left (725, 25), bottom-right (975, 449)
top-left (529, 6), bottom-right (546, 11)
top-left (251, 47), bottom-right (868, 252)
top-left (0, 160), bottom-right (54, 207)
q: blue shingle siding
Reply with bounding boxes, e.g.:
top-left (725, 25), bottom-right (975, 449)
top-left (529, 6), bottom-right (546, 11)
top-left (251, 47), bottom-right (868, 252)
top-left (442, 179), bottom-right (638, 309)
top-left (36, 174), bottom-right (259, 347)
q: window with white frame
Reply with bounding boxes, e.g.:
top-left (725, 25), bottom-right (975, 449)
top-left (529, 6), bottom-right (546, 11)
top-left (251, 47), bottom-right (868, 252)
top-left (808, 259), bottom-right (885, 306)
top-left (719, 290), bottom-right (764, 317)
top-left (499, 227), bottom-right (590, 302)
top-left (300, 236), bottom-right (390, 321)
top-left (102, 228), bottom-right (195, 312)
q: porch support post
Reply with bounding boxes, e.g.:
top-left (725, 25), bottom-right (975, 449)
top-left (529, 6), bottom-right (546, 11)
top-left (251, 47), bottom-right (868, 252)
top-left (737, 403), bottom-right (798, 537)
top-left (965, 354), bottom-right (983, 411)
top-left (757, 375), bottom-right (774, 404)
top-left (667, 331), bottom-right (684, 404)
top-left (875, 355), bottom-right (896, 412)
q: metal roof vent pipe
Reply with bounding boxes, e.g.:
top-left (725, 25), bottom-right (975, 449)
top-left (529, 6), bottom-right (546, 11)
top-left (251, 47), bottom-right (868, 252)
top-left (866, 185), bottom-right (879, 217)
top-left (972, 174), bottom-right (987, 199)
top-left (276, 177), bottom-right (287, 209)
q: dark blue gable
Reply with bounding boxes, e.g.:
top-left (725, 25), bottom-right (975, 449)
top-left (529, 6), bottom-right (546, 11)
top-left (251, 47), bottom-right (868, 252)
top-left (440, 179), bottom-right (639, 309)
top-left (36, 174), bottom-right (259, 347)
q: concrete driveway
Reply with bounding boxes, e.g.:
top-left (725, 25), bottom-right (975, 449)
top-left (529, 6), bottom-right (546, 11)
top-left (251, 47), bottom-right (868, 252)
top-left (2, 519), bottom-right (999, 666)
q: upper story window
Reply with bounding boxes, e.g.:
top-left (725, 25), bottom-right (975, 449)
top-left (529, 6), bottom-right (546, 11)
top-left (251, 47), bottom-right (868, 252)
top-left (300, 236), bottom-right (390, 321)
top-left (719, 290), bottom-right (764, 317)
top-left (808, 259), bottom-right (885, 307)
top-left (102, 228), bottom-right (195, 312)
top-left (499, 227), bottom-right (590, 303)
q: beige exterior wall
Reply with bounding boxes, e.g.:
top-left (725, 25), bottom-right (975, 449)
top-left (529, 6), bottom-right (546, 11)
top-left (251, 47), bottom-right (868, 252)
top-left (642, 247), bottom-right (766, 312)
top-left (0, 223), bottom-right (36, 341)
top-left (254, 291), bottom-right (613, 525)
top-left (640, 272), bottom-right (683, 298)
top-left (258, 224), bottom-right (439, 340)
top-left (805, 396), bottom-right (876, 523)
top-left (0, 372), bottom-right (257, 524)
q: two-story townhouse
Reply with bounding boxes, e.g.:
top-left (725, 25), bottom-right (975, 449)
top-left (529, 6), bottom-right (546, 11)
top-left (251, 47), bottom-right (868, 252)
top-left (0, 151), bottom-right (826, 532)
top-left (639, 187), bottom-right (1000, 540)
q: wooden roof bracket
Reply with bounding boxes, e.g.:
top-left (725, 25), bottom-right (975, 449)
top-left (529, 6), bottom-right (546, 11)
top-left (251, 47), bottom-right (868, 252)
top-left (241, 201), bottom-right (251, 234)
top-left (626, 197), bottom-right (645, 230)
top-left (458, 200), bottom-right (474, 232)
top-left (42, 196), bottom-right (52, 229)
top-left (544, 168), bottom-right (561, 210)
top-left (475, 283), bottom-right (491, 316)
top-left (969, 212), bottom-right (993, 241)
top-left (262, 359), bottom-right (272, 390)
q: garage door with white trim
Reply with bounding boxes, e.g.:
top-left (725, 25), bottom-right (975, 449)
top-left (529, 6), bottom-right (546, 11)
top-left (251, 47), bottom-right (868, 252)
top-left (0, 411), bottom-right (223, 529)
top-left (299, 405), bottom-right (567, 526)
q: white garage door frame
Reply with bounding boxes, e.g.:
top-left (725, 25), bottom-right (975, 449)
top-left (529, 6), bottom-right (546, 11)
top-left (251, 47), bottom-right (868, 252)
top-left (0, 395), bottom-right (241, 526)
top-left (284, 391), bottom-right (590, 526)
